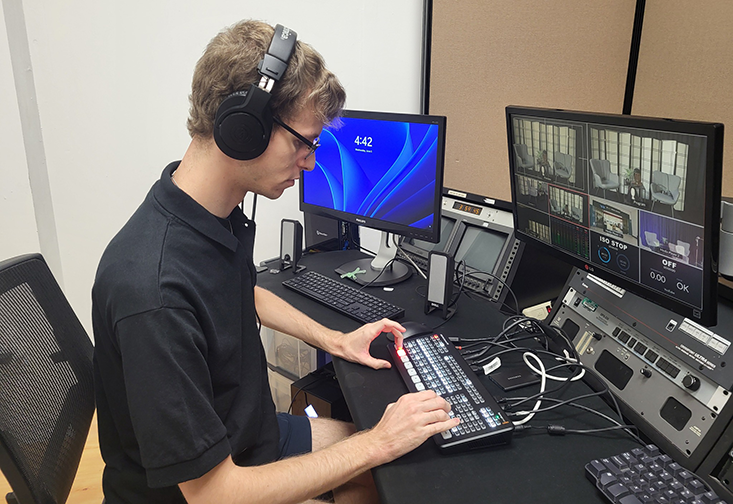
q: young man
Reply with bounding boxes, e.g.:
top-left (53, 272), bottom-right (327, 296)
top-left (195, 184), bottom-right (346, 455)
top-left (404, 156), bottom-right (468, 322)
top-left (92, 20), bottom-right (459, 504)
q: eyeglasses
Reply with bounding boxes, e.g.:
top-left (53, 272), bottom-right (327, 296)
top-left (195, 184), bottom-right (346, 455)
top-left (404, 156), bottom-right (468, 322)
top-left (273, 117), bottom-right (320, 159)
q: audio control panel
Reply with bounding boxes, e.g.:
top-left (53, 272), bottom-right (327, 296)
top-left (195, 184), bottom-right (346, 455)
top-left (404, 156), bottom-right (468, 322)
top-left (549, 268), bottom-right (733, 470)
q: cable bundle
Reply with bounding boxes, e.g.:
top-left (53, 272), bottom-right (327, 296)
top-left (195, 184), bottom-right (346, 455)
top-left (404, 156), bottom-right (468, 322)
top-left (450, 316), bottom-right (642, 443)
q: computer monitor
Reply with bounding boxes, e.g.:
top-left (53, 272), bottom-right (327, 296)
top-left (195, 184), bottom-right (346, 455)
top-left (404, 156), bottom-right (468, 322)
top-left (301, 109), bottom-right (447, 286)
top-left (506, 106), bottom-right (723, 326)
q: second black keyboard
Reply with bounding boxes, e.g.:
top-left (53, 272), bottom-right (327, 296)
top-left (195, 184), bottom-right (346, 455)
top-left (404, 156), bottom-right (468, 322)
top-left (586, 444), bottom-right (726, 503)
top-left (282, 270), bottom-right (405, 324)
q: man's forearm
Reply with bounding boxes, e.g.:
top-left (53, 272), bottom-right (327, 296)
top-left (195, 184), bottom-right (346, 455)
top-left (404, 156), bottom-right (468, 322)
top-left (254, 286), bottom-right (343, 355)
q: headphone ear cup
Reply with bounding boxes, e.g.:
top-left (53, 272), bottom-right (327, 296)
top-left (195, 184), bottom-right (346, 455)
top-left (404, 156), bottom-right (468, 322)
top-left (214, 86), bottom-right (273, 160)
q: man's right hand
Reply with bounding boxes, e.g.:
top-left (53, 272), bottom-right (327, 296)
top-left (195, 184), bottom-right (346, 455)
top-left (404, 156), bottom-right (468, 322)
top-left (180, 391), bottom-right (460, 504)
top-left (367, 390), bottom-right (460, 462)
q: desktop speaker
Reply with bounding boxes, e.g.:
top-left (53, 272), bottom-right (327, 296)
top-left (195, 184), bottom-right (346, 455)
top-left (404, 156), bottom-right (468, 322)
top-left (280, 219), bottom-right (303, 271)
top-left (213, 24), bottom-right (296, 160)
top-left (425, 251), bottom-right (455, 319)
top-left (720, 200), bottom-right (733, 279)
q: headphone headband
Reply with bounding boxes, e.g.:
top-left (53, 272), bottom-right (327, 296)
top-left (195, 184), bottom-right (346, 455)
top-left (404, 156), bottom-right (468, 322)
top-left (258, 24), bottom-right (297, 82)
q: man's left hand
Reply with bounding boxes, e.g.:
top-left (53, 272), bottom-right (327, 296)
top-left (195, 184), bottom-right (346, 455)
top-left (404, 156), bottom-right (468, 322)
top-left (336, 319), bottom-right (405, 370)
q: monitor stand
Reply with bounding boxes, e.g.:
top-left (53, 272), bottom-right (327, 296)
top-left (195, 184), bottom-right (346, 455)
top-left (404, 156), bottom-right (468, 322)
top-left (335, 231), bottom-right (412, 287)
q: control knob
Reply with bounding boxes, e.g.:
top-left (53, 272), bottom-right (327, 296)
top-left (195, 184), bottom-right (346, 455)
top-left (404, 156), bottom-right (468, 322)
top-left (682, 374), bottom-right (700, 391)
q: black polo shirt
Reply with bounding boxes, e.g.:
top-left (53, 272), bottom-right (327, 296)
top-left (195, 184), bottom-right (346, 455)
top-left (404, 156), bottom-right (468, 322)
top-left (92, 162), bottom-right (278, 503)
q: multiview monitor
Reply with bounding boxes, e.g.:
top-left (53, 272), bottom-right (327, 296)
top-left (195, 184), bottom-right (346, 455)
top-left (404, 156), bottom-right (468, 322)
top-left (301, 109), bottom-right (447, 285)
top-left (506, 106), bottom-right (723, 325)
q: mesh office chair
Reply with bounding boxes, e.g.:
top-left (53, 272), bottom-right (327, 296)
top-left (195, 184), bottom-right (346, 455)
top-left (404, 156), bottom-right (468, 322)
top-left (0, 254), bottom-right (95, 504)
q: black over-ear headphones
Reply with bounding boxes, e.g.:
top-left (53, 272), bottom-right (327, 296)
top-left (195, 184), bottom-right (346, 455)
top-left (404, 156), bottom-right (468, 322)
top-left (213, 24), bottom-right (297, 160)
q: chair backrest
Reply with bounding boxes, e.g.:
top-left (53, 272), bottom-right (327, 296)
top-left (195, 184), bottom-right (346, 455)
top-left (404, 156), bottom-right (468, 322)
top-left (644, 231), bottom-right (658, 247)
top-left (677, 240), bottom-right (691, 257)
top-left (554, 152), bottom-right (572, 170)
top-left (651, 170), bottom-right (668, 185)
top-left (513, 143), bottom-right (530, 163)
top-left (651, 170), bottom-right (666, 191)
top-left (590, 159), bottom-right (611, 180)
top-left (651, 171), bottom-right (682, 194)
top-left (0, 254), bottom-right (95, 504)
top-left (667, 173), bottom-right (682, 194)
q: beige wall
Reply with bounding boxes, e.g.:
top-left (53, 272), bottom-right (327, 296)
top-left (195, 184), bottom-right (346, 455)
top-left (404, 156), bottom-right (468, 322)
top-left (429, 0), bottom-right (637, 201)
top-left (632, 0), bottom-right (733, 197)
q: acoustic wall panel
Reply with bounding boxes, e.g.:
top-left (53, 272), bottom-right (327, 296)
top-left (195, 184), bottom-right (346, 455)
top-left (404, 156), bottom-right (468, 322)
top-left (632, 0), bottom-right (733, 197)
top-left (429, 0), bottom-right (637, 201)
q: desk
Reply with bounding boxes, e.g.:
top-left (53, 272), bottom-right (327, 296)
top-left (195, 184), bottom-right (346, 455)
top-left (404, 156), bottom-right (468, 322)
top-left (259, 250), bottom-right (640, 504)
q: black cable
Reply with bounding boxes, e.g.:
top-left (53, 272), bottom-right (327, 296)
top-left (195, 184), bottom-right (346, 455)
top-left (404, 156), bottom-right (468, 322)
top-left (507, 389), bottom-right (613, 418)
top-left (454, 330), bottom-right (622, 429)
top-left (443, 260), bottom-right (470, 312)
top-left (556, 425), bottom-right (641, 436)
top-left (501, 358), bottom-right (629, 438)
top-left (463, 270), bottom-right (520, 316)
top-left (395, 242), bottom-right (428, 280)
top-left (449, 315), bottom-right (635, 444)
top-left (512, 397), bottom-right (643, 444)
top-left (461, 334), bottom-right (540, 363)
top-left (429, 306), bottom-right (458, 331)
top-left (537, 324), bottom-right (627, 426)
top-left (344, 226), bottom-right (378, 257)
top-left (500, 362), bottom-right (586, 410)
top-left (356, 256), bottom-right (398, 292)
top-left (457, 318), bottom-right (542, 362)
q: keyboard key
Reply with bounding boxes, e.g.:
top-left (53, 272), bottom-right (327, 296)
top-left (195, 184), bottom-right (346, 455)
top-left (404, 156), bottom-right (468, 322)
top-left (701, 491), bottom-right (722, 503)
top-left (658, 454), bottom-right (673, 466)
top-left (645, 445), bottom-right (660, 457)
top-left (599, 472), bottom-right (617, 488)
top-left (619, 495), bottom-right (643, 504)
top-left (688, 480), bottom-right (706, 495)
top-left (605, 483), bottom-right (631, 500)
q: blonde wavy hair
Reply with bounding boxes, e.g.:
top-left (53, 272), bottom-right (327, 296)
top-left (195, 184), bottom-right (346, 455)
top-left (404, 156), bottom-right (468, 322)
top-left (187, 20), bottom-right (346, 138)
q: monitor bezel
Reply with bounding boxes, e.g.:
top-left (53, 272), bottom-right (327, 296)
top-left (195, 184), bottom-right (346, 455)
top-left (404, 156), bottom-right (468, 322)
top-left (401, 215), bottom-right (459, 261)
top-left (506, 106), bottom-right (723, 326)
top-left (300, 109), bottom-right (447, 244)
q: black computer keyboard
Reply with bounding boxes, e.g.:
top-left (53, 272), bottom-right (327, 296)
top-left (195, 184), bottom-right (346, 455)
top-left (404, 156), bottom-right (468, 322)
top-left (388, 332), bottom-right (514, 452)
top-left (586, 444), bottom-right (726, 503)
top-left (282, 270), bottom-right (405, 324)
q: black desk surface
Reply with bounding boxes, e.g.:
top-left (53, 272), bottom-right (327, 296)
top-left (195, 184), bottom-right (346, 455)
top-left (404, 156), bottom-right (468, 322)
top-left (259, 250), bottom-right (641, 504)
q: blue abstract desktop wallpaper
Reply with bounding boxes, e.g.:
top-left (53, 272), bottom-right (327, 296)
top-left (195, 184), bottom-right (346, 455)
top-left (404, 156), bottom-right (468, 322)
top-left (303, 117), bottom-right (440, 230)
